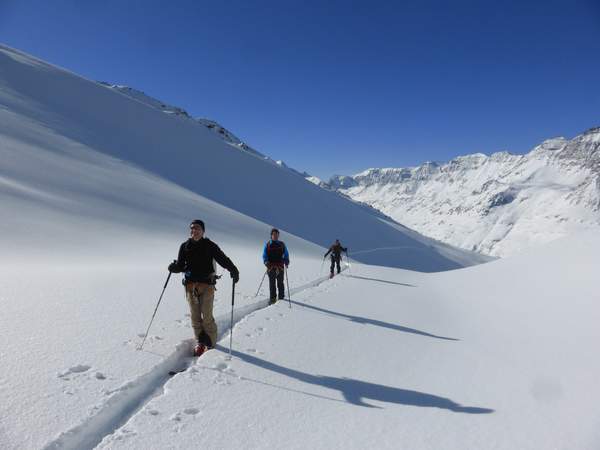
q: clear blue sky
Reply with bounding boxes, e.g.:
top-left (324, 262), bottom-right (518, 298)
top-left (1, 0), bottom-right (599, 179)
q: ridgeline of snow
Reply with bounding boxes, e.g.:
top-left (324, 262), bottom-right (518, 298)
top-left (100, 83), bottom-right (307, 177)
top-left (329, 128), bottom-right (600, 257)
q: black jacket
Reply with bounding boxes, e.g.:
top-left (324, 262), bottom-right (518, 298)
top-left (325, 243), bottom-right (347, 260)
top-left (171, 238), bottom-right (238, 284)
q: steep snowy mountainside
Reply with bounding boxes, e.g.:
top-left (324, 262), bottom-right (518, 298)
top-left (330, 127), bottom-right (600, 257)
top-left (101, 83), bottom-right (287, 168)
top-left (102, 84), bottom-right (319, 183)
top-left (0, 44), bottom-right (488, 271)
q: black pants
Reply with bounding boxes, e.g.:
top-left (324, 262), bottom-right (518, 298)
top-left (330, 256), bottom-right (341, 274)
top-left (268, 267), bottom-right (285, 300)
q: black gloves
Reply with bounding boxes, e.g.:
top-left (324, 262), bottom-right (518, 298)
top-left (230, 268), bottom-right (240, 284)
top-left (168, 261), bottom-right (181, 273)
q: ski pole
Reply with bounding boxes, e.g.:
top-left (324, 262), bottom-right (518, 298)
top-left (285, 266), bottom-right (292, 309)
top-left (348, 252), bottom-right (353, 274)
top-left (229, 279), bottom-right (235, 358)
top-left (138, 267), bottom-right (173, 351)
top-left (254, 269), bottom-right (267, 297)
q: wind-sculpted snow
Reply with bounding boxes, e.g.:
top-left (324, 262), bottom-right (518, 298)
top-left (330, 127), bottom-right (600, 256)
top-left (0, 44), bottom-right (486, 271)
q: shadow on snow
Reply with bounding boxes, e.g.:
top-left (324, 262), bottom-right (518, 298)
top-left (291, 300), bottom-right (459, 341)
top-left (342, 274), bottom-right (417, 287)
top-left (217, 347), bottom-right (493, 413)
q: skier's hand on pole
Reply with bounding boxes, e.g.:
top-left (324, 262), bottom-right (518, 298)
top-left (167, 259), bottom-right (179, 273)
top-left (230, 268), bottom-right (240, 284)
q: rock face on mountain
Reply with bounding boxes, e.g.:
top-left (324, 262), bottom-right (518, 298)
top-left (328, 128), bottom-right (600, 257)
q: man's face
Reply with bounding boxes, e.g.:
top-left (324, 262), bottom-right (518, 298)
top-left (271, 231), bottom-right (279, 241)
top-left (190, 224), bottom-right (204, 240)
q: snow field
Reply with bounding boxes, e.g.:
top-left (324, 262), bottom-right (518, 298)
top-left (91, 233), bottom-right (600, 450)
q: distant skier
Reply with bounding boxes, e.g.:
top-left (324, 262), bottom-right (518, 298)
top-left (262, 228), bottom-right (290, 304)
top-left (168, 219), bottom-right (239, 357)
top-left (324, 239), bottom-right (348, 277)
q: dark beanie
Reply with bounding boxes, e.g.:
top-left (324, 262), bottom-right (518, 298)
top-left (190, 219), bottom-right (205, 231)
top-left (271, 228), bottom-right (279, 234)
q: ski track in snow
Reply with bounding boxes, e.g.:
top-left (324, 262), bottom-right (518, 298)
top-left (42, 268), bottom-right (345, 450)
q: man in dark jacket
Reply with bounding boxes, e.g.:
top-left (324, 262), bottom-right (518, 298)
top-left (324, 239), bottom-right (348, 277)
top-left (262, 228), bottom-right (290, 304)
top-left (169, 219), bottom-right (239, 356)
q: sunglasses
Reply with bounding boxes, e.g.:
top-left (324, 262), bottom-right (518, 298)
top-left (190, 226), bottom-right (203, 230)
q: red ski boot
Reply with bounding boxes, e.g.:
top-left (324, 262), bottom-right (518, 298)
top-left (193, 343), bottom-right (207, 357)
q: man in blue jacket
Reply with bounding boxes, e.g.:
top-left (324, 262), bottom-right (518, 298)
top-left (262, 228), bottom-right (290, 304)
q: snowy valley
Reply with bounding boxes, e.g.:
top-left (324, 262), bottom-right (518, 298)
top-left (325, 128), bottom-right (600, 257)
top-left (1, 43), bottom-right (599, 450)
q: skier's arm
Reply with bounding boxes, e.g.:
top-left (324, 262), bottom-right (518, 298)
top-left (168, 243), bottom-right (186, 273)
top-left (212, 242), bottom-right (240, 282)
top-left (324, 247), bottom-right (331, 258)
top-left (262, 242), bottom-right (269, 265)
top-left (283, 244), bottom-right (290, 266)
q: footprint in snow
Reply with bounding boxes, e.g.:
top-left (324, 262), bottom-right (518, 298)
top-left (95, 372), bottom-right (106, 380)
top-left (214, 362), bottom-right (229, 371)
top-left (183, 408), bottom-right (200, 415)
top-left (213, 375), bottom-right (231, 386)
top-left (70, 364), bottom-right (91, 373)
top-left (58, 364), bottom-right (91, 378)
top-left (147, 409), bottom-right (160, 416)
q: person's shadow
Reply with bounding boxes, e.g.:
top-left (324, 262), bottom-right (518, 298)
top-left (217, 347), bottom-right (493, 413)
top-left (291, 300), bottom-right (459, 341)
top-left (342, 274), bottom-right (416, 287)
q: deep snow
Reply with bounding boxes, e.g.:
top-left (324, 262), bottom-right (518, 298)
top-left (1, 43), bottom-right (599, 450)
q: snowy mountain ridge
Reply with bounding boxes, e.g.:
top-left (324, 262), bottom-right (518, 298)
top-left (326, 127), bottom-right (600, 257)
top-left (99, 83), bottom-right (311, 178)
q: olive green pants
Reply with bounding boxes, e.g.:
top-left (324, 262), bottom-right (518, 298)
top-left (185, 282), bottom-right (217, 348)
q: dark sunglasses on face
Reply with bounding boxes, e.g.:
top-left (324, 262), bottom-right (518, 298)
top-left (190, 226), bottom-right (202, 230)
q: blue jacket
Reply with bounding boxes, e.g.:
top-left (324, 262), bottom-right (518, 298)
top-left (263, 240), bottom-right (290, 266)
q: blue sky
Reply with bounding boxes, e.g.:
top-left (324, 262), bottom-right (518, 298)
top-left (1, 0), bottom-right (599, 179)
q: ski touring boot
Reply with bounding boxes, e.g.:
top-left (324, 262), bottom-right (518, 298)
top-left (193, 342), bottom-right (207, 357)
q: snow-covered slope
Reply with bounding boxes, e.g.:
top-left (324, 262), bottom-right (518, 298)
top-left (1, 44), bottom-right (599, 450)
top-left (0, 44), bottom-right (486, 272)
top-left (100, 83), bottom-right (307, 176)
top-left (330, 129), bottom-right (600, 257)
top-left (92, 232), bottom-right (600, 450)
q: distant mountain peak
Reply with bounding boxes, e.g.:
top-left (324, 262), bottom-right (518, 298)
top-left (327, 126), bottom-right (600, 257)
